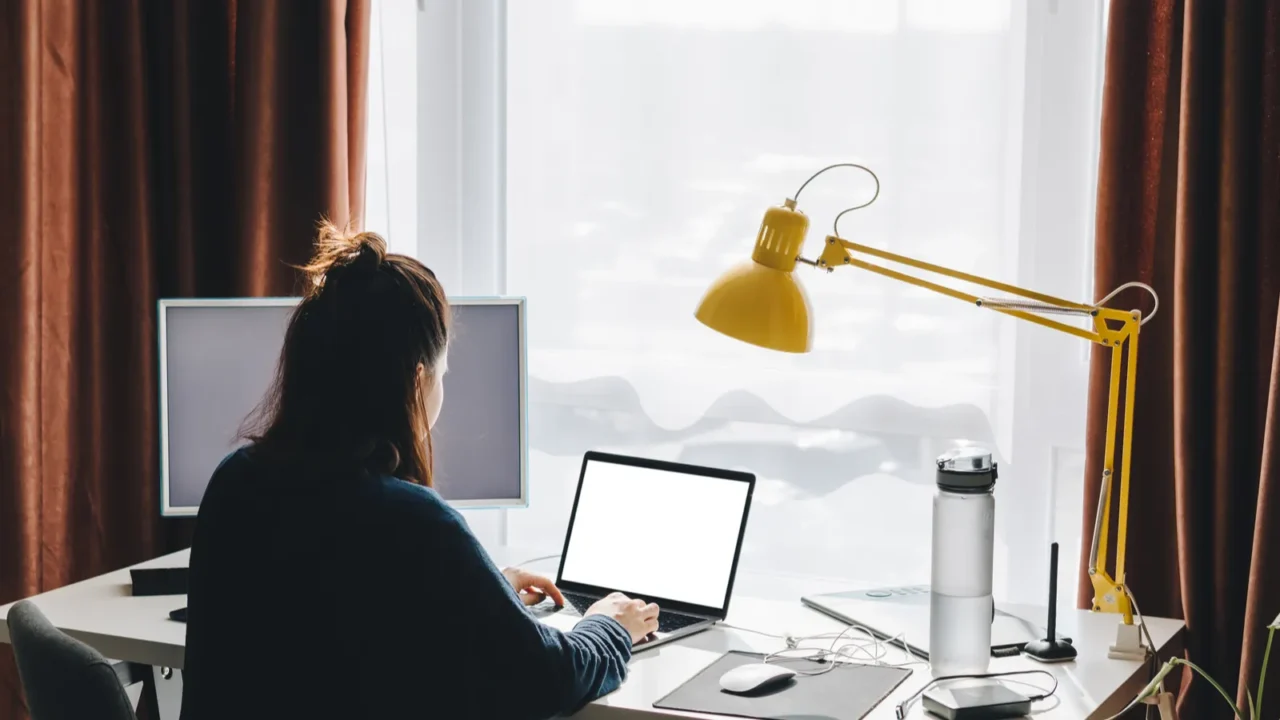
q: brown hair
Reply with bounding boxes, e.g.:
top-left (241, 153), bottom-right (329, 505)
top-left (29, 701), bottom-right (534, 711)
top-left (244, 222), bottom-right (450, 485)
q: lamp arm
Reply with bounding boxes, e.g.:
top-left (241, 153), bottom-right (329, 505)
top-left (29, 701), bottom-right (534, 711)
top-left (818, 237), bottom-right (1107, 342)
top-left (830, 237), bottom-right (1095, 307)
top-left (814, 234), bottom-right (1143, 624)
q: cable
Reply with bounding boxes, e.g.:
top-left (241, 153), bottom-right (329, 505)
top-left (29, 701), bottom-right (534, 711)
top-left (894, 669), bottom-right (1059, 720)
top-left (978, 280), bottom-right (1160, 328)
top-left (722, 621), bottom-right (930, 681)
top-left (787, 164), bottom-right (1159, 331)
top-left (1123, 583), bottom-right (1162, 720)
top-left (1123, 585), bottom-right (1157, 661)
top-left (789, 163), bottom-right (882, 238)
top-left (1099, 660), bottom-right (1182, 720)
top-left (1096, 281), bottom-right (1159, 325)
top-left (1096, 586), bottom-right (1172, 720)
top-left (721, 620), bottom-right (1054, 717)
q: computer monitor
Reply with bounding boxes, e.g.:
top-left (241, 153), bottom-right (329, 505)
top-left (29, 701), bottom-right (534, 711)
top-left (157, 296), bottom-right (527, 516)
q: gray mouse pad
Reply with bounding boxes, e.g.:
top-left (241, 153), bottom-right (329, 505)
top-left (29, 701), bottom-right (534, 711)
top-left (653, 650), bottom-right (913, 720)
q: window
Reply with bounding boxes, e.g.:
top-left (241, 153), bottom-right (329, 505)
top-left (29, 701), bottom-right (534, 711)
top-left (368, 0), bottom-right (1105, 608)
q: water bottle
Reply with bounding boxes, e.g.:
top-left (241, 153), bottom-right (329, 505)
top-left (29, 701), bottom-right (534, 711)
top-left (929, 446), bottom-right (997, 677)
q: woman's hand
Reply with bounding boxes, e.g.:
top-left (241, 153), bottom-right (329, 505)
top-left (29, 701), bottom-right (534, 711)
top-left (585, 592), bottom-right (660, 644)
top-left (502, 567), bottom-right (566, 607)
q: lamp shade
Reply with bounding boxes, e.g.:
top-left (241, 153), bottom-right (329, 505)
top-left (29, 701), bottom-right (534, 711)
top-left (694, 202), bottom-right (814, 353)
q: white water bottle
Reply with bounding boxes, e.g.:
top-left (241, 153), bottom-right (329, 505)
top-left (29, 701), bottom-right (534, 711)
top-left (929, 446), bottom-right (996, 677)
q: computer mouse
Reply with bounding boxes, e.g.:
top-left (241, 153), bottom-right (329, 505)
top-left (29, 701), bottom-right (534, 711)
top-left (718, 663), bottom-right (797, 694)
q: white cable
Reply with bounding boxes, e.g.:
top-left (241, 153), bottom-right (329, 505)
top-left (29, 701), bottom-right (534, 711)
top-left (895, 669), bottom-right (1059, 719)
top-left (1123, 585), bottom-right (1158, 658)
top-left (997, 676), bottom-right (1060, 698)
top-left (1096, 281), bottom-right (1159, 325)
top-left (788, 163), bottom-right (882, 238)
top-left (788, 163), bottom-right (1160, 332)
top-left (1098, 586), bottom-right (1166, 720)
top-left (1100, 664), bottom-right (1177, 720)
top-left (733, 621), bottom-right (928, 675)
top-left (1124, 580), bottom-right (1162, 712)
top-left (725, 619), bottom-right (1056, 719)
top-left (720, 622), bottom-right (900, 673)
top-left (979, 280), bottom-right (1159, 328)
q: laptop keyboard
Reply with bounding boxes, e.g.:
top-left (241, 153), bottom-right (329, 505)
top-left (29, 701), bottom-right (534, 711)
top-left (561, 592), bottom-right (707, 634)
top-left (655, 612), bottom-right (706, 634)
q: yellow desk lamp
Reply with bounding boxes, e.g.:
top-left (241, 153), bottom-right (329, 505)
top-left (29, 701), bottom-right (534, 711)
top-left (695, 164), bottom-right (1158, 655)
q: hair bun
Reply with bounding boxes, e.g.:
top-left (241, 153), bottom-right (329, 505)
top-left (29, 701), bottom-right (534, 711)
top-left (302, 221), bottom-right (389, 291)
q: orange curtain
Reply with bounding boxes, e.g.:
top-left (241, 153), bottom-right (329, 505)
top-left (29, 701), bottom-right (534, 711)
top-left (1080, 0), bottom-right (1280, 716)
top-left (0, 1), bottom-right (369, 716)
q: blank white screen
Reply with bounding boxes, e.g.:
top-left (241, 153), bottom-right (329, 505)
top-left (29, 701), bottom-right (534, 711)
top-left (559, 460), bottom-right (750, 609)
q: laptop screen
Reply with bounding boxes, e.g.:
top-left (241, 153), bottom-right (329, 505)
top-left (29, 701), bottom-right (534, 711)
top-left (558, 454), bottom-right (753, 611)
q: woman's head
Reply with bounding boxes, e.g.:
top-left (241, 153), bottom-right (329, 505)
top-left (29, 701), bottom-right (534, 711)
top-left (245, 222), bottom-right (450, 485)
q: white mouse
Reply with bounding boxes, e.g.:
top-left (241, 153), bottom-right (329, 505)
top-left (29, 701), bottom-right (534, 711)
top-left (718, 663), bottom-right (797, 694)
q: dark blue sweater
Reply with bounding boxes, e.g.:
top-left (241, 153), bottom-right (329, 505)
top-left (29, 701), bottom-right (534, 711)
top-left (180, 448), bottom-right (631, 720)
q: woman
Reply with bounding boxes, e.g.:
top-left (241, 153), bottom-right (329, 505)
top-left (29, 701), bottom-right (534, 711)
top-left (180, 225), bottom-right (659, 720)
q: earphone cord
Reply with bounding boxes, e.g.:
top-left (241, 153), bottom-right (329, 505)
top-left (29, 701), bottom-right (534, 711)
top-left (719, 622), bottom-right (927, 678)
top-left (717, 622), bottom-right (1057, 716)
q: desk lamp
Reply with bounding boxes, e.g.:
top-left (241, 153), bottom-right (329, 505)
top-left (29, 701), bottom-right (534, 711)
top-left (694, 164), bottom-right (1158, 660)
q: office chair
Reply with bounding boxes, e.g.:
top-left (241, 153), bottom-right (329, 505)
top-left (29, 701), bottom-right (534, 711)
top-left (7, 600), bottom-right (138, 720)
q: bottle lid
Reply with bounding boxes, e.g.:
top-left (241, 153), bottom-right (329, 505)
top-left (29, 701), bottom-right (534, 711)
top-left (936, 446), bottom-right (997, 493)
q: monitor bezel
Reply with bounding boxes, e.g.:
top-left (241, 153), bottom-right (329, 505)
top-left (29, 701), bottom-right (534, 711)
top-left (554, 451), bottom-right (756, 620)
top-left (157, 296), bottom-right (529, 516)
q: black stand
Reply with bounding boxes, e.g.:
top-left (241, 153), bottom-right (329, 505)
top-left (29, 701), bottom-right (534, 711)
top-left (1022, 542), bottom-right (1077, 663)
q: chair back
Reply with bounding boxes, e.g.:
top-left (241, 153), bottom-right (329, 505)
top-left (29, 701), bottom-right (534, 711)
top-left (6, 600), bottom-right (137, 720)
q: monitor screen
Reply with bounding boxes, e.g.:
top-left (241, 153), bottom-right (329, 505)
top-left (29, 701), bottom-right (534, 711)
top-left (158, 297), bottom-right (526, 515)
top-left (558, 456), bottom-right (752, 611)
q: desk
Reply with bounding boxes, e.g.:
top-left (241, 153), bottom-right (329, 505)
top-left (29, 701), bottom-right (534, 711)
top-left (1, 547), bottom-right (1183, 719)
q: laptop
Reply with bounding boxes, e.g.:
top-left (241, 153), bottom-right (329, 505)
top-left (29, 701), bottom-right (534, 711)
top-left (538, 451), bottom-right (755, 651)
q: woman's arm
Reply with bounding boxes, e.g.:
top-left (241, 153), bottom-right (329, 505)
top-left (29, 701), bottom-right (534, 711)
top-left (426, 503), bottom-right (633, 718)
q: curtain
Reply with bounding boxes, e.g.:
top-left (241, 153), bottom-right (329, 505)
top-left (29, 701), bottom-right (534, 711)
top-left (1080, 0), bottom-right (1280, 715)
top-left (0, 1), bottom-right (369, 717)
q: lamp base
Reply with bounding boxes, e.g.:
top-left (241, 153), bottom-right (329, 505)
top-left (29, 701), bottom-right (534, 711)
top-left (1022, 638), bottom-right (1077, 663)
top-left (1107, 622), bottom-right (1148, 661)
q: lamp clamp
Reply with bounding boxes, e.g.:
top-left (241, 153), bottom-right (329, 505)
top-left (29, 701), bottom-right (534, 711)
top-left (816, 238), bottom-right (853, 271)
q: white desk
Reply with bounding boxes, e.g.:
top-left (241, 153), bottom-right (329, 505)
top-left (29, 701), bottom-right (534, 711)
top-left (1, 547), bottom-right (1183, 719)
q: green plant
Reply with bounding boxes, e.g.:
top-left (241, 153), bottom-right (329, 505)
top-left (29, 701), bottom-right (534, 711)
top-left (1134, 614), bottom-right (1278, 720)
top-left (1107, 613), bottom-right (1278, 720)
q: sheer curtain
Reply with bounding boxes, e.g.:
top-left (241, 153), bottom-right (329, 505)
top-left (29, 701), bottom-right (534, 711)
top-left (368, 0), bottom-right (1105, 606)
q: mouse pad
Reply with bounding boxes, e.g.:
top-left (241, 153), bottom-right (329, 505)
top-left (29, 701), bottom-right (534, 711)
top-left (653, 650), bottom-right (912, 720)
